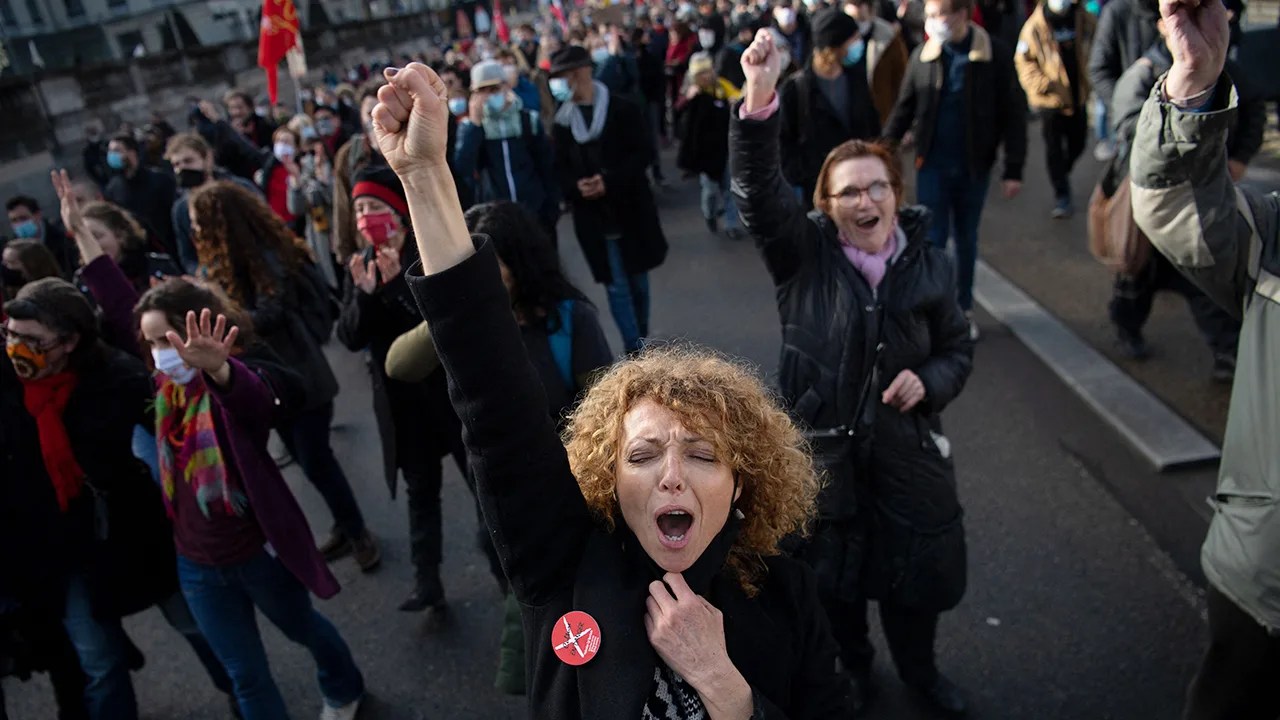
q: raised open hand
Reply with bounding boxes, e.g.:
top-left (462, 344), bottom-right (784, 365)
top-left (371, 63), bottom-right (452, 181)
top-left (1160, 0), bottom-right (1229, 102)
top-left (741, 28), bottom-right (784, 112)
top-left (50, 169), bottom-right (85, 232)
top-left (165, 309), bottom-right (239, 376)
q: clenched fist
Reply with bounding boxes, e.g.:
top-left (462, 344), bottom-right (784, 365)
top-left (372, 63), bottom-right (453, 182)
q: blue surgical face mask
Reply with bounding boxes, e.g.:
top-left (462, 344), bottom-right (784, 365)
top-left (549, 77), bottom-right (573, 102)
top-left (300, 125), bottom-right (318, 141)
top-left (448, 97), bottom-right (468, 115)
top-left (843, 39), bottom-right (866, 67)
top-left (12, 219), bottom-right (39, 239)
top-left (485, 92), bottom-right (507, 114)
top-left (591, 47), bottom-right (610, 64)
top-left (106, 151), bottom-right (126, 170)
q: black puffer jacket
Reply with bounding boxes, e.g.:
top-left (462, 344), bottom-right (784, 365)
top-left (731, 104), bottom-right (973, 610)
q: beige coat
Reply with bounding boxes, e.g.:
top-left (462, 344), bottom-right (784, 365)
top-left (1014, 5), bottom-right (1095, 114)
top-left (864, 17), bottom-right (910, 126)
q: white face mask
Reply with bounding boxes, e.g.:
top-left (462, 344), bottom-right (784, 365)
top-left (503, 65), bottom-right (519, 85)
top-left (774, 8), bottom-right (797, 26)
top-left (925, 17), bottom-right (952, 43)
top-left (1046, 0), bottom-right (1071, 13)
top-left (152, 347), bottom-right (198, 385)
top-left (698, 29), bottom-right (716, 47)
top-left (273, 142), bottom-right (295, 160)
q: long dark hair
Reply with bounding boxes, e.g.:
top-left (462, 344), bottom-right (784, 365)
top-left (134, 278), bottom-right (256, 356)
top-left (464, 201), bottom-right (587, 332)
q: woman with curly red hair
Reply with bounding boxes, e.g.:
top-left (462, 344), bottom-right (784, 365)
top-left (187, 181), bottom-right (380, 571)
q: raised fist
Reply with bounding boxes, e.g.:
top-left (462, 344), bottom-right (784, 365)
top-left (371, 63), bottom-right (452, 181)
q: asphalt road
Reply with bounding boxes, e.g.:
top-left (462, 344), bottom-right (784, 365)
top-left (3, 138), bottom-right (1224, 719)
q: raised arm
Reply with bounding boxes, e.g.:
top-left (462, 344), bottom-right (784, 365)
top-left (1129, 0), bottom-right (1273, 315)
top-left (371, 64), bottom-right (594, 604)
top-left (730, 29), bottom-right (817, 287)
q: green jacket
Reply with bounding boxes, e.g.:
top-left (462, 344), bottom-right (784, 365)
top-left (1130, 74), bottom-right (1280, 633)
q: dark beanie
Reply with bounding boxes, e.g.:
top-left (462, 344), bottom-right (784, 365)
top-left (811, 8), bottom-right (859, 49)
top-left (351, 165), bottom-right (409, 219)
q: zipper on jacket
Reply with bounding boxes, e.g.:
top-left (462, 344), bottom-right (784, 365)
top-left (501, 139), bottom-right (518, 201)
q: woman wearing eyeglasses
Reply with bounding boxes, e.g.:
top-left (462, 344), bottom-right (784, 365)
top-left (730, 29), bottom-right (975, 716)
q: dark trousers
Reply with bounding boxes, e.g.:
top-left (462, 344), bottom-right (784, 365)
top-left (1183, 585), bottom-right (1280, 720)
top-left (402, 439), bottom-right (469, 582)
top-left (822, 591), bottom-right (940, 688)
top-left (1041, 108), bottom-right (1087, 198)
top-left (1110, 253), bottom-right (1241, 356)
top-left (1, 609), bottom-right (89, 720)
top-left (279, 401), bottom-right (367, 538)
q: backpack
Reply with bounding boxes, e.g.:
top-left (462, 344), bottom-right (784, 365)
top-left (547, 299), bottom-right (575, 392)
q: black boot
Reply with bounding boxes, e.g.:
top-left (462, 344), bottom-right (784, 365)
top-left (399, 572), bottom-right (446, 613)
top-left (909, 673), bottom-right (967, 717)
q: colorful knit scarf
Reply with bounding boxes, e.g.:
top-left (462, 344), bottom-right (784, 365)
top-left (154, 374), bottom-right (245, 518)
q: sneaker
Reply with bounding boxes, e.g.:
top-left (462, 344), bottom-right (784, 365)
top-left (319, 695), bottom-right (362, 720)
top-left (318, 529), bottom-right (352, 562)
top-left (351, 531), bottom-right (381, 572)
top-left (1211, 353), bottom-right (1236, 384)
top-left (1116, 328), bottom-right (1151, 360)
top-left (1051, 195), bottom-right (1073, 219)
top-left (966, 312), bottom-right (980, 342)
top-left (1093, 140), bottom-right (1117, 162)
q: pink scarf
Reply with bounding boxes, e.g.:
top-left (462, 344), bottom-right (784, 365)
top-left (840, 228), bottom-right (900, 290)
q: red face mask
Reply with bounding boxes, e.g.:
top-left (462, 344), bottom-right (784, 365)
top-left (357, 211), bottom-right (399, 248)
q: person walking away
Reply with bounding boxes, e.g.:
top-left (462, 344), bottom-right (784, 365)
top-left (732, 29), bottom-right (975, 715)
top-left (676, 52), bottom-right (743, 239)
top-left (883, 0), bottom-right (1027, 340)
top-left (165, 132), bottom-right (263, 274)
top-left (6, 196), bottom-right (77, 276)
top-left (846, 0), bottom-right (911, 125)
top-left (103, 134), bottom-right (178, 260)
top-left (454, 60), bottom-right (562, 246)
top-left (1128, 1), bottom-right (1280, 716)
top-left (1104, 10), bottom-right (1261, 380)
top-left (335, 167), bottom-right (464, 617)
top-left (135, 282), bottom-right (365, 720)
top-left (3, 279), bottom-right (220, 720)
top-left (1015, 0), bottom-right (1096, 219)
top-left (187, 182), bottom-right (381, 571)
top-left (779, 9), bottom-right (882, 207)
top-left (1086, 0), bottom-right (1158, 161)
top-left (548, 46), bottom-right (669, 354)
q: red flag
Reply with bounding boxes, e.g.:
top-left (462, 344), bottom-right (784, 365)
top-left (494, 0), bottom-right (510, 44)
top-left (550, 0), bottom-right (568, 33)
top-left (258, 0), bottom-right (299, 105)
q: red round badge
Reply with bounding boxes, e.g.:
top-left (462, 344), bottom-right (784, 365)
top-left (551, 610), bottom-right (602, 666)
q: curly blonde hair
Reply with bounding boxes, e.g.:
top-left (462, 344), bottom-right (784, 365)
top-left (564, 346), bottom-right (821, 596)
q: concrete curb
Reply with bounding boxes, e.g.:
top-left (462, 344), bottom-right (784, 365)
top-left (973, 259), bottom-right (1221, 471)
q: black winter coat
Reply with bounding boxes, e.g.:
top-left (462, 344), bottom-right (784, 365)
top-left (336, 242), bottom-right (461, 496)
top-left (884, 25), bottom-right (1028, 182)
top-left (408, 240), bottom-right (855, 719)
top-left (779, 64), bottom-right (882, 200)
top-left (554, 93), bottom-right (669, 284)
top-left (732, 105), bottom-right (973, 611)
top-left (676, 90), bottom-right (732, 178)
top-left (63, 346), bottom-right (177, 619)
top-left (1086, 0), bottom-right (1160, 107)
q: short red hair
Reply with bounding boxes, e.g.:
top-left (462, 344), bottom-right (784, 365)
top-left (813, 139), bottom-right (904, 213)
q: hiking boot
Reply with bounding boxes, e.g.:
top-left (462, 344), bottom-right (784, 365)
top-left (318, 529), bottom-right (352, 562)
top-left (1116, 328), bottom-right (1151, 360)
top-left (351, 531), bottom-right (381, 572)
top-left (1211, 353), bottom-right (1236, 384)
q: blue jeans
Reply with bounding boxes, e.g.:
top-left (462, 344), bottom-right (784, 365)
top-left (62, 574), bottom-right (136, 719)
top-left (915, 164), bottom-right (991, 312)
top-left (699, 171), bottom-right (739, 230)
top-left (604, 236), bottom-right (651, 354)
top-left (278, 401), bottom-right (366, 538)
top-left (1094, 96), bottom-right (1111, 142)
top-left (131, 424), bottom-right (159, 484)
top-left (178, 551), bottom-right (363, 720)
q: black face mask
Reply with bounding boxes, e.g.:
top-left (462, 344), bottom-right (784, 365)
top-left (2, 266), bottom-right (26, 288)
top-left (177, 168), bottom-right (207, 189)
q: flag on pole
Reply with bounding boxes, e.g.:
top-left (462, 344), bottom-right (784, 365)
top-left (550, 0), bottom-right (568, 33)
top-left (258, 0), bottom-right (299, 105)
top-left (493, 0), bottom-right (511, 44)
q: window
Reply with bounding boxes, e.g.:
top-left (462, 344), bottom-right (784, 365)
top-left (24, 0), bottom-right (42, 24)
top-left (0, 0), bottom-right (16, 27)
top-left (64, 0), bottom-right (84, 18)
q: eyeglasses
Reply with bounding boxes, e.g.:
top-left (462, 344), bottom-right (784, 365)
top-left (0, 325), bottom-right (60, 350)
top-left (827, 180), bottom-right (892, 207)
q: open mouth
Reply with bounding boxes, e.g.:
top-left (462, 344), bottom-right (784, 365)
top-left (854, 215), bottom-right (881, 230)
top-left (655, 507), bottom-right (694, 549)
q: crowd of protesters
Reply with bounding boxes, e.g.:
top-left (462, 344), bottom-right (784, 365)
top-left (1, 0), bottom-right (1276, 717)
